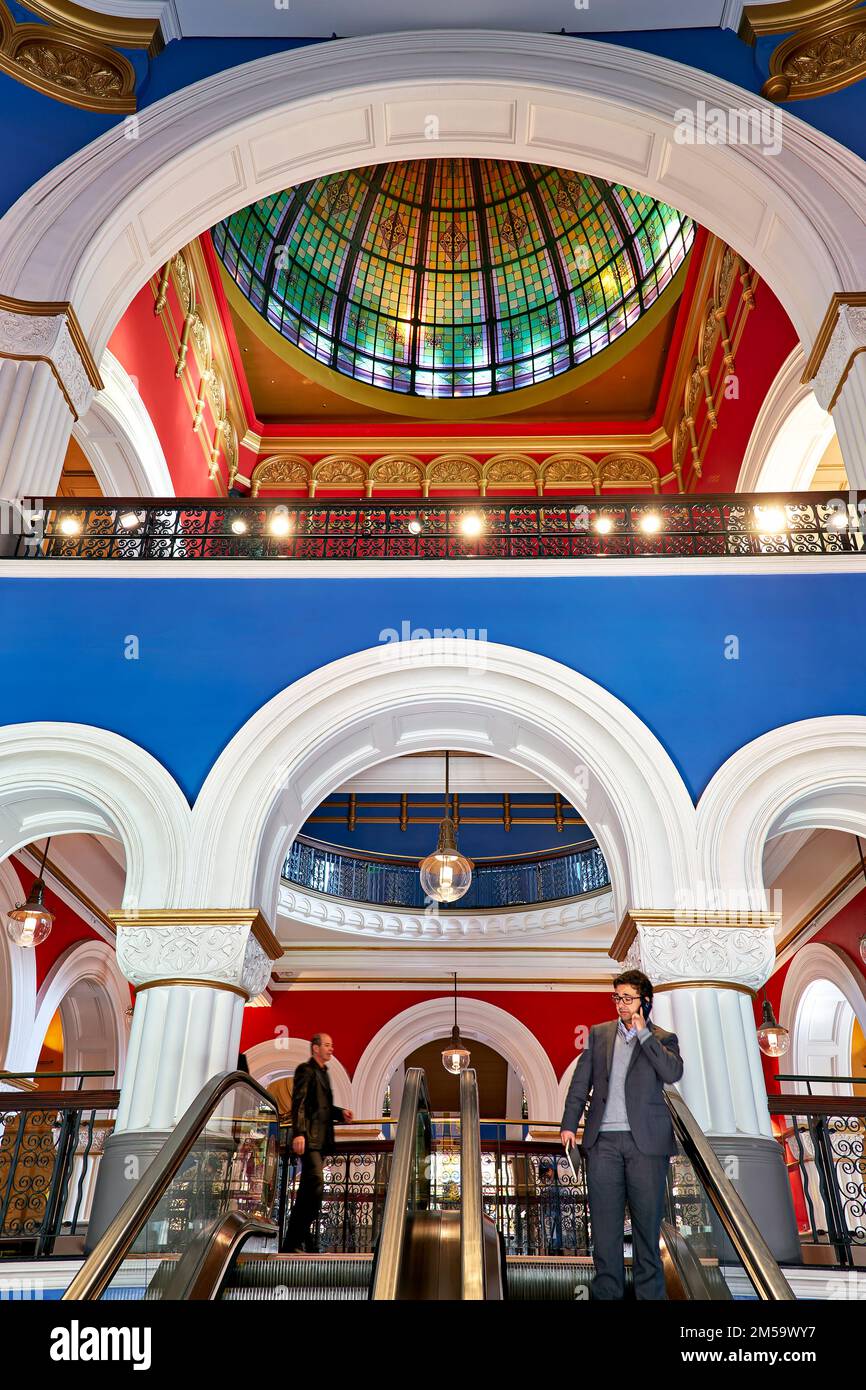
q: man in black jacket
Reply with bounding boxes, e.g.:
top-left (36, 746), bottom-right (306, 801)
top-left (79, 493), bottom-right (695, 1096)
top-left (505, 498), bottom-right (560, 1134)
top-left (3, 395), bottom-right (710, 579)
top-left (283, 1034), bottom-right (353, 1254)
top-left (560, 970), bottom-right (684, 1299)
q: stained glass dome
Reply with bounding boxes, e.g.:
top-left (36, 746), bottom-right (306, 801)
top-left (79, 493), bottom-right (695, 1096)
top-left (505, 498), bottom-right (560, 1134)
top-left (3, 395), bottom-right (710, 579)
top-left (213, 159), bottom-right (694, 401)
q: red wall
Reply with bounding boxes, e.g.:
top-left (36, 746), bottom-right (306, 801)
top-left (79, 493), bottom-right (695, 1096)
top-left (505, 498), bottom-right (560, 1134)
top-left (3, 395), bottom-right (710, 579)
top-left (109, 283), bottom-right (218, 497)
top-left (11, 858), bottom-right (103, 992)
top-left (240, 987), bottom-right (615, 1083)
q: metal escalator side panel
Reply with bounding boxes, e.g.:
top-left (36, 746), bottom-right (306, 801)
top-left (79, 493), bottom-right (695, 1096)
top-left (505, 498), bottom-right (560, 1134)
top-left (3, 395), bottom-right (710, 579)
top-left (459, 1068), bottom-right (485, 1300)
top-left (659, 1220), bottom-right (731, 1301)
top-left (370, 1066), bottom-right (430, 1301)
top-left (159, 1213), bottom-right (276, 1300)
top-left (62, 1070), bottom-right (280, 1301)
top-left (663, 1089), bottom-right (795, 1301)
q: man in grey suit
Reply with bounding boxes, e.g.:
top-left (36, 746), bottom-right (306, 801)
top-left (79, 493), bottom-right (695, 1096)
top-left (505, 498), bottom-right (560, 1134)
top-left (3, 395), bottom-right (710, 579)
top-left (560, 969), bottom-right (684, 1299)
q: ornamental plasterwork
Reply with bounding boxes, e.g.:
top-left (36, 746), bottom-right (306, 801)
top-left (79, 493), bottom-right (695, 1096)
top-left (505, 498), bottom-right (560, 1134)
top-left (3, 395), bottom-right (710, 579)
top-left (278, 880), bottom-right (614, 941)
top-left (116, 921), bottom-right (265, 994)
top-left (629, 924), bottom-right (776, 991)
top-left (763, 13), bottom-right (866, 101)
top-left (0, 307), bottom-right (94, 418)
top-left (0, 4), bottom-right (137, 113)
top-left (812, 304), bottom-right (866, 409)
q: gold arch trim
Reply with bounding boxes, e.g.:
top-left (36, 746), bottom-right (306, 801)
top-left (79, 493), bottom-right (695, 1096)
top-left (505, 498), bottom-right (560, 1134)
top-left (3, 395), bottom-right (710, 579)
top-left (23, 0), bottom-right (164, 55)
top-left (763, 8), bottom-right (866, 100)
top-left (0, 2), bottom-right (137, 112)
top-left (250, 449), bottom-right (661, 498)
top-left (739, 0), bottom-right (862, 41)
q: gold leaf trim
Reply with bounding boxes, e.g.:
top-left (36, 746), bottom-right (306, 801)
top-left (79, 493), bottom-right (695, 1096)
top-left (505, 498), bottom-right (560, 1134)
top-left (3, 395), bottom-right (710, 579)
top-left (762, 10), bottom-right (866, 101)
top-left (23, 1), bottom-right (164, 56)
top-left (0, 5), bottom-right (136, 112)
top-left (739, 0), bottom-right (861, 42)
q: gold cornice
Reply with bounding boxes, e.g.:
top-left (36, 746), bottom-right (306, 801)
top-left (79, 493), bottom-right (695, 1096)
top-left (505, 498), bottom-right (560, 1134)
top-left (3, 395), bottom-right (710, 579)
top-left (0, 4), bottom-right (137, 113)
top-left (23, 1), bottom-right (164, 55)
top-left (0, 292), bottom-right (103, 390)
top-left (183, 239), bottom-right (250, 436)
top-left (134, 978), bottom-right (249, 1000)
top-left (662, 234), bottom-right (726, 444)
top-left (801, 291), bottom-right (866, 382)
top-left (149, 271), bottom-right (229, 493)
top-left (611, 908), bottom-right (781, 963)
top-left (108, 907), bottom-right (284, 962)
top-left (739, 0), bottom-right (861, 42)
top-left (218, 251), bottom-right (691, 424)
top-left (241, 428), bottom-right (670, 456)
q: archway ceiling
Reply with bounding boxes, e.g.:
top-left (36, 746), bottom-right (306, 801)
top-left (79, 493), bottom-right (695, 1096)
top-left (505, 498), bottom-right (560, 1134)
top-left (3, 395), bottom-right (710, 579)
top-left (212, 158), bottom-right (694, 419)
top-left (152, 1), bottom-right (734, 38)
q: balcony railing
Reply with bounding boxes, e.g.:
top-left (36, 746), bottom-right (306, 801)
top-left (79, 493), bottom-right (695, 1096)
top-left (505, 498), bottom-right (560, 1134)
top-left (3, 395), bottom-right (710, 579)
top-left (5, 492), bottom-right (865, 561)
top-left (282, 834), bottom-right (610, 910)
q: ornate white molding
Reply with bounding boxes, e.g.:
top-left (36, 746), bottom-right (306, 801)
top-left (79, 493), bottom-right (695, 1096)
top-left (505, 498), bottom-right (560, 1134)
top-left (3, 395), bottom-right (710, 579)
top-left (812, 304), bottom-right (866, 411)
top-left (74, 349), bottom-right (173, 496)
top-left (779, 941), bottom-right (866, 1095)
top-left (628, 923), bottom-right (776, 990)
top-left (277, 880), bottom-right (615, 941)
top-left (352, 995), bottom-right (560, 1120)
top-left (0, 297), bottom-right (102, 420)
top-left (191, 640), bottom-right (698, 924)
top-left (738, 346), bottom-right (836, 492)
top-left (697, 715), bottom-right (866, 909)
top-left (0, 722), bottom-right (191, 911)
top-left (113, 909), bottom-right (280, 997)
top-left (1, 30), bottom-right (865, 362)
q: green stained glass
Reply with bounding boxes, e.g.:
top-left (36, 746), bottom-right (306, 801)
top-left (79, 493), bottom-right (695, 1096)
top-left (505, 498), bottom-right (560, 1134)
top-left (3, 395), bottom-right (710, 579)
top-left (214, 159), bottom-right (693, 400)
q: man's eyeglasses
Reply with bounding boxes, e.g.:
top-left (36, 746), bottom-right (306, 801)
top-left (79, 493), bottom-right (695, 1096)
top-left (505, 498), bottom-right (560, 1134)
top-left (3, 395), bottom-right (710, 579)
top-left (611, 993), bottom-right (641, 1005)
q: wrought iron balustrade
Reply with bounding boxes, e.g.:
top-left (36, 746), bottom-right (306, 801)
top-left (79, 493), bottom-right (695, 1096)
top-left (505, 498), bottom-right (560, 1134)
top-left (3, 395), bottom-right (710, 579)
top-left (6, 492), bottom-right (865, 561)
top-left (282, 834), bottom-right (610, 910)
top-left (769, 1080), bottom-right (866, 1266)
top-left (0, 1072), bottom-right (119, 1258)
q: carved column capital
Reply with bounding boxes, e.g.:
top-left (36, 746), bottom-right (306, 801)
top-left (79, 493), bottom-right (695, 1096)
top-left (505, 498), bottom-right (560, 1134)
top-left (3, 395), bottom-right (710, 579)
top-left (611, 908), bottom-right (779, 992)
top-left (110, 908), bottom-right (282, 1001)
top-left (0, 295), bottom-right (102, 420)
top-left (802, 293), bottom-right (866, 411)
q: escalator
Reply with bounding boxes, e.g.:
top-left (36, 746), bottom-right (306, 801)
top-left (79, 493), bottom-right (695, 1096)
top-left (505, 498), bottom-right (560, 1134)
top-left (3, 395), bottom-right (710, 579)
top-left (63, 1066), bottom-right (794, 1302)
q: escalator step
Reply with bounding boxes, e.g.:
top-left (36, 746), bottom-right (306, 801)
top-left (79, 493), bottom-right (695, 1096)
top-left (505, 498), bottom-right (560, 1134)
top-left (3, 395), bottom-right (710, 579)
top-left (222, 1256), bottom-right (373, 1300)
top-left (506, 1259), bottom-right (634, 1301)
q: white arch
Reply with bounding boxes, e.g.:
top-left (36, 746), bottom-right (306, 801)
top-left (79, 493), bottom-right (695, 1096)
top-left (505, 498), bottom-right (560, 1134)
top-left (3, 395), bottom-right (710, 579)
top-left (738, 347), bottom-right (838, 493)
top-left (73, 350), bottom-right (173, 497)
top-left (244, 1036), bottom-right (353, 1110)
top-left (779, 942), bottom-right (866, 1098)
top-left (1, 32), bottom-right (864, 366)
top-left (697, 716), bottom-right (866, 908)
top-left (190, 640), bottom-right (697, 923)
top-left (28, 940), bottom-right (130, 1085)
top-left (0, 856), bottom-right (36, 1072)
top-left (0, 723), bottom-right (191, 910)
top-left (352, 996), bottom-right (559, 1121)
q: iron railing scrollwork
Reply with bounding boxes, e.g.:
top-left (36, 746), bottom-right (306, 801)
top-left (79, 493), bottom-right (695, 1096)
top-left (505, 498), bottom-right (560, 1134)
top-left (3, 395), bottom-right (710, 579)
top-left (8, 493), bottom-right (866, 562)
top-left (282, 835), bottom-right (610, 910)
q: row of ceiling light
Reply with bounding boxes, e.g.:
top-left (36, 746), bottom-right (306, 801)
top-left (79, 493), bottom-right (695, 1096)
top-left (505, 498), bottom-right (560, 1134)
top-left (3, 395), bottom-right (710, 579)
top-left (55, 503), bottom-right (848, 540)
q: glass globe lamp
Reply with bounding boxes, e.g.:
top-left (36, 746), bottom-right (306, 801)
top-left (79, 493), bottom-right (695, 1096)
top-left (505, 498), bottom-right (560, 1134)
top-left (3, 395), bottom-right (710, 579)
top-left (756, 997), bottom-right (790, 1058)
top-left (6, 878), bottom-right (54, 948)
top-left (419, 815), bottom-right (473, 903)
top-left (442, 1025), bottom-right (471, 1075)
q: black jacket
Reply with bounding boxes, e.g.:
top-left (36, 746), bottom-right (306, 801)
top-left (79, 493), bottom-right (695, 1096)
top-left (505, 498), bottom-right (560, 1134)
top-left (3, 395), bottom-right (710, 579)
top-left (561, 1019), bottom-right (684, 1156)
top-left (290, 1059), bottom-right (346, 1152)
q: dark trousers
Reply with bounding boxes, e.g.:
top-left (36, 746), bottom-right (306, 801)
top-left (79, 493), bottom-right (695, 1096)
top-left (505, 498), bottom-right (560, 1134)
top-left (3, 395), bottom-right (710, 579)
top-left (586, 1130), bottom-right (669, 1300)
top-left (283, 1149), bottom-right (324, 1252)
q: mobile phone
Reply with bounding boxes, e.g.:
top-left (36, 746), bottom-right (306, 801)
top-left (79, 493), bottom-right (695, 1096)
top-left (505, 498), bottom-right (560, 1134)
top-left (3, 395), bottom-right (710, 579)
top-left (640, 989), bottom-right (653, 1022)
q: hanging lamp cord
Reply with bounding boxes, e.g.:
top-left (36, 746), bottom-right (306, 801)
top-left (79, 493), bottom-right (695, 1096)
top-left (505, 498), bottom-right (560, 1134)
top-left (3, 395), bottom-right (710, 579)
top-left (857, 835), bottom-right (866, 889)
top-left (38, 838), bottom-right (51, 880)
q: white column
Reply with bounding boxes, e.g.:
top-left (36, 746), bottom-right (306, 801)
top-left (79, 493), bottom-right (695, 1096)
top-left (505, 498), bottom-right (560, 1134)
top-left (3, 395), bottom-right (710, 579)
top-left (0, 303), bottom-right (99, 500)
top-left (113, 909), bottom-right (281, 1134)
top-left (811, 303), bottom-right (866, 490)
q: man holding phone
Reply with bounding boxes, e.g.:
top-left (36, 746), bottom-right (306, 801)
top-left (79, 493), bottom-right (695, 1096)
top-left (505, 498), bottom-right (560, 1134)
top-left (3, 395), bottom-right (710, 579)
top-left (560, 969), bottom-right (684, 1299)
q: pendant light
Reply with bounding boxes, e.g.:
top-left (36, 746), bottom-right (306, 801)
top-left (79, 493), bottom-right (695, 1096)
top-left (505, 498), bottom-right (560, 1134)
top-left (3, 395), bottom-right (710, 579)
top-left (6, 840), bottom-right (55, 948)
top-left (418, 752), bottom-right (473, 903)
top-left (442, 972), bottom-right (471, 1074)
top-left (756, 988), bottom-right (790, 1058)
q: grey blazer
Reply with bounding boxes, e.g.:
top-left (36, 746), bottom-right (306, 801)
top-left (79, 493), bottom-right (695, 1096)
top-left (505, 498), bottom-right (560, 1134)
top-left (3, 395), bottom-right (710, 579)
top-left (561, 1019), bottom-right (684, 1156)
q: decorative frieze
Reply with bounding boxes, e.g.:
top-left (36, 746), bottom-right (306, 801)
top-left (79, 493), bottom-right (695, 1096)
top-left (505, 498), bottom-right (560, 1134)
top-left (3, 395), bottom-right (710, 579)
top-left (110, 908), bottom-right (282, 1001)
top-left (0, 2), bottom-right (137, 113)
top-left (0, 294), bottom-right (102, 420)
top-left (611, 908), bottom-right (779, 992)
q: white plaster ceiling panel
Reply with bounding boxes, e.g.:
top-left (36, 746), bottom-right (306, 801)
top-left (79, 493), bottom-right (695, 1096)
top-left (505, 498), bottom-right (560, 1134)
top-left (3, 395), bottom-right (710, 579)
top-left (526, 104), bottom-right (655, 181)
top-left (248, 104), bottom-right (375, 186)
top-left (162, 2), bottom-right (732, 38)
top-left (384, 97), bottom-right (519, 147)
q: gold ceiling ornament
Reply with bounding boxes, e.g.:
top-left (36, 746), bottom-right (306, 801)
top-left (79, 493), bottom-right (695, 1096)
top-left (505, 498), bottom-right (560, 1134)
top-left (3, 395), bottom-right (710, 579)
top-left (369, 456), bottom-right (425, 491)
top-left (251, 455), bottom-right (310, 495)
top-left (739, 0), bottom-right (862, 41)
top-left (481, 455), bottom-right (538, 494)
top-left (0, 3), bottom-right (137, 112)
top-left (310, 455), bottom-right (367, 495)
top-left (762, 9), bottom-right (866, 100)
top-left (597, 454), bottom-right (661, 492)
top-left (541, 455), bottom-right (595, 489)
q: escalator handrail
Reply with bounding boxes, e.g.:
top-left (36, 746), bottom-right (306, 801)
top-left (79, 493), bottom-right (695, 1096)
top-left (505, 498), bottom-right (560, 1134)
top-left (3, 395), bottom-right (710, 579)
top-left (663, 1089), bottom-right (795, 1301)
top-left (158, 1211), bottom-right (276, 1300)
top-left (371, 1066), bottom-right (430, 1300)
top-left (459, 1068), bottom-right (485, 1300)
top-left (63, 1069), bottom-right (278, 1301)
